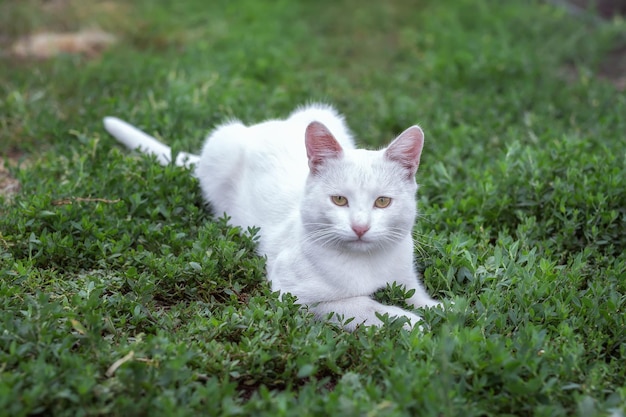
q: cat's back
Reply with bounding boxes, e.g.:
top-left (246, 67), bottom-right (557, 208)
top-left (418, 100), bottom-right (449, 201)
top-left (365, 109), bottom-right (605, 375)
top-left (196, 104), bottom-right (354, 232)
top-left (287, 104), bottom-right (354, 149)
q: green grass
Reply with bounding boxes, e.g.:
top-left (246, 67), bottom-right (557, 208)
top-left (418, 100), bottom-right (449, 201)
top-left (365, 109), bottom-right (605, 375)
top-left (1, 0), bottom-right (625, 415)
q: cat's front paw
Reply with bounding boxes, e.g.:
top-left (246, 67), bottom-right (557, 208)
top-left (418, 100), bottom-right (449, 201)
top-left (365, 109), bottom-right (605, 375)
top-left (374, 306), bottom-right (424, 331)
top-left (399, 312), bottom-right (424, 332)
top-left (426, 299), bottom-right (455, 311)
top-left (409, 297), bottom-right (446, 310)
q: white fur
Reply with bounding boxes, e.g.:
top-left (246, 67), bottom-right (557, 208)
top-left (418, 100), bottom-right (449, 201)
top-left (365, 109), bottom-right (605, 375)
top-left (102, 117), bottom-right (199, 167)
top-left (104, 104), bottom-right (439, 330)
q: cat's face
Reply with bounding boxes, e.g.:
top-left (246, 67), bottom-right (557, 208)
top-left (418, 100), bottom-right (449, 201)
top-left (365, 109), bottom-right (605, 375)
top-left (301, 122), bottom-right (423, 253)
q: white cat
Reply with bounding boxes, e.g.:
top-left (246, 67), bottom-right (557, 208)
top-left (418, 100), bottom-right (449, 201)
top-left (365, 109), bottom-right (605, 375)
top-left (103, 104), bottom-right (440, 330)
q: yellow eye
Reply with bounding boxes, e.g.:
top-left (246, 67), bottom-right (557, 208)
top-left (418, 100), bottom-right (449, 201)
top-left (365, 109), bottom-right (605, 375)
top-left (374, 197), bottom-right (391, 208)
top-left (331, 195), bottom-right (348, 206)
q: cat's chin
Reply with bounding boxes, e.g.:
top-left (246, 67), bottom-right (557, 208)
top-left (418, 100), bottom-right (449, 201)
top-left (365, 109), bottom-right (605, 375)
top-left (342, 238), bottom-right (379, 253)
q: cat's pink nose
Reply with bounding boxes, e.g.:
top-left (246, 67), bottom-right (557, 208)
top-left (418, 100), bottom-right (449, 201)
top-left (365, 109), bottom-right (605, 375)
top-left (352, 224), bottom-right (370, 238)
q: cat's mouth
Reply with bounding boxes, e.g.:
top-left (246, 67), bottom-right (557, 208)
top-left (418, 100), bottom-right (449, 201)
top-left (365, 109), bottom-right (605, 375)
top-left (346, 237), bottom-right (374, 250)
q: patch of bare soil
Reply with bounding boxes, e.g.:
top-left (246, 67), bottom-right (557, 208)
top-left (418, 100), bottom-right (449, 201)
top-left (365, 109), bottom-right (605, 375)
top-left (0, 162), bottom-right (20, 202)
top-left (4, 0), bottom-right (126, 59)
top-left (11, 29), bottom-right (117, 59)
top-left (575, 0), bottom-right (626, 90)
top-left (556, 0), bottom-right (626, 91)
top-left (598, 44), bottom-right (626, 90)
top-left (569, 0), bottom-right (626, 18)
top-left (41, 0), bottom-right (72, 13)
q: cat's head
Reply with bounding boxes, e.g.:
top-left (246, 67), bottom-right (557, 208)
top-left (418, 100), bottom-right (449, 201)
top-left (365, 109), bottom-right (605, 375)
top-left (301, 121), bottom-right (423, 253)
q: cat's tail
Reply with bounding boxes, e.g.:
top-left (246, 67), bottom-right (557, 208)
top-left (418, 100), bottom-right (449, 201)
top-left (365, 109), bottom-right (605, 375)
top-left (103, 117), bottom-right (199, 168)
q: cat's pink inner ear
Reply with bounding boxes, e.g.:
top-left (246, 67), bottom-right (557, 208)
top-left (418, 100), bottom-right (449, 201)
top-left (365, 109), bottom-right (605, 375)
top-left (384, 126), bottom-right (424, 178)
top-left (305, 121), bottom-right (343, 174)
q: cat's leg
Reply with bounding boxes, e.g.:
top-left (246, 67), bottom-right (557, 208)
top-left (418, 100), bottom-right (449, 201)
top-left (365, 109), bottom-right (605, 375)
top-left (307, 296), bottom-right (422, 331)
top-left (393, 272), bottom-right (441, 309)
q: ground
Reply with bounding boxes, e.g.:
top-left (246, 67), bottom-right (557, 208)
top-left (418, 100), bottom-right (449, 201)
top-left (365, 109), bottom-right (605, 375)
top-left (1, 1), bottom-right (625, 416)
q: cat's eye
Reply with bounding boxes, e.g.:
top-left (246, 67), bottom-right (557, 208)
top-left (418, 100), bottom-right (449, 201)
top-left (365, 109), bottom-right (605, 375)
top-left (331, 195), bottom-right (348, 206)
top-left (374, 197), bottom-right (392, 208)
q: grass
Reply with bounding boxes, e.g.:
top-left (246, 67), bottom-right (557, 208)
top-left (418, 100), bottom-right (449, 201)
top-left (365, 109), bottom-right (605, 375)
top-left (1, 0), bottom-right (625, 415)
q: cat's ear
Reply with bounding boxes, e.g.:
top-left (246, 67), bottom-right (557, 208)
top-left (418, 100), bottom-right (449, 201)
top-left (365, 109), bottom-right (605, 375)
top-left (305, 121), bottom-right (343, 174)
top-left (384, 126), bottom-right (424, 178)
